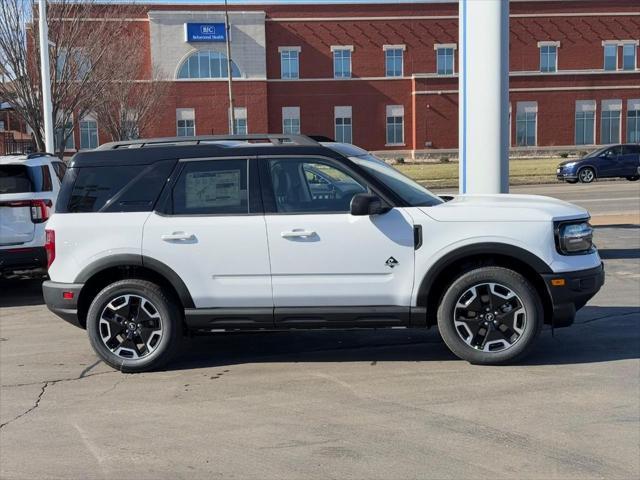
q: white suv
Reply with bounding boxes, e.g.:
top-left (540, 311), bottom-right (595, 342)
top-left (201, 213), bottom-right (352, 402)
top-left (0, 153), bottom-right (65, 278)
top-left (42, 135), bottom-right (604, 372)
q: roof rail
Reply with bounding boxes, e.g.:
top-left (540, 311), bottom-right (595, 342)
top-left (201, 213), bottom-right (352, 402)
top-left (95, 134), bottom-right (320, 151)
top-left (26, 152), bottom-right (54, 159)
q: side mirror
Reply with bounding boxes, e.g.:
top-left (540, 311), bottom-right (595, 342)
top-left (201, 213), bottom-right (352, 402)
top-left (350, 193), bottom-right (388, 216)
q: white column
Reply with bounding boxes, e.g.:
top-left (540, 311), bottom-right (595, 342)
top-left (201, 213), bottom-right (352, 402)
top-left (38, 0), bottom-right (54, 154)
top-left (459, 0), bottom-right (509, 194)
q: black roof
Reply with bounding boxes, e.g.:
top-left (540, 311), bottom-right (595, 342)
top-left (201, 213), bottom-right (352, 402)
top-left (70, 134), bottom-right (342, 167)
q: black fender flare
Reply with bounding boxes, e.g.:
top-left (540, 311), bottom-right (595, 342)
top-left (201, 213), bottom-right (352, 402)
top-left (74, 254), bottom-right (195, 308)
top-left (416, 242), bottom-right (552, 306)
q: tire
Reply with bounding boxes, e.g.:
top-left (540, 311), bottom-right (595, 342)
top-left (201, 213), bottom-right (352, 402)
top-left (86, 279), bottom-right (182, 373)
top-left (626, 175), bottom-right (639, 181)
top-left (437, 267), bottom-right (543, 365)
top-left (578, 167), bottom-right (595, 183)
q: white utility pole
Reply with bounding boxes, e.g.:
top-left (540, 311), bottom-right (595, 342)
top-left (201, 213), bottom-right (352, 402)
top-left (38, 0), bottom-right (54, 153)
top-left (458, 0), bottom-right (509, 194)
top-left (224, 0), bottom-right (235, 135)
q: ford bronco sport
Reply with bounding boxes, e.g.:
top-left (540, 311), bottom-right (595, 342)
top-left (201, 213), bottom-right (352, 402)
top-left (42, 135), bottom-right (604, 372)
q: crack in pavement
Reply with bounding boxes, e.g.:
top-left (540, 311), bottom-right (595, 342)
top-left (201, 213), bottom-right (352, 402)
top-left (1, 369), bottom-right (116, 389)
top-left (575, 310), bottom-right (640, 325)
top-left (0, 381), bottom-right (50, 430)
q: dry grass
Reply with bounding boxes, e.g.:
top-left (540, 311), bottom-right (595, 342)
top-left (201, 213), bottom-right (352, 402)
top-left (396, 157), bottom-right (560, 189)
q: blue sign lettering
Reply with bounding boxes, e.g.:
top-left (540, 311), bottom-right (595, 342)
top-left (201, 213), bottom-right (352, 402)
top-left (185, 23), bottom-right (226, 43)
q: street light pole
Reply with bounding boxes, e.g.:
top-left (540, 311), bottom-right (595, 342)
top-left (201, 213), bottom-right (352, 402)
top-left (38, 0), bottom-right (54, 153)
top-left (224, 0), bottom-right (235, 135)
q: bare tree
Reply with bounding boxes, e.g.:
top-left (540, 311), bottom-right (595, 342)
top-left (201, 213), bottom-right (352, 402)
top-left (0, 0), bottom-right (142, 156)
top-left (93, 42), bottom-right (169, 142)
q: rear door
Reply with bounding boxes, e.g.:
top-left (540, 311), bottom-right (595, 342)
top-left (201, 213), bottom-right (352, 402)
top-left (620, 145), bottom-right (640, 176)
top-left (261, 155), bottom-right (416, 327)
top-left (143, 157), bottom-right (273, 324)
top-left (597, 146), bottom-right (623, 177)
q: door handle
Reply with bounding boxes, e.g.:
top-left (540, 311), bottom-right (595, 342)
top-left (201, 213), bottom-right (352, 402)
top-left (161, 232), bottom-right (195, 241)
top-left (281, 229), bottom-right (316, 238)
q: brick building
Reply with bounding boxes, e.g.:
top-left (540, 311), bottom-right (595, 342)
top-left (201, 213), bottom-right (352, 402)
top-left (53, 0), bottom-right (639, 155)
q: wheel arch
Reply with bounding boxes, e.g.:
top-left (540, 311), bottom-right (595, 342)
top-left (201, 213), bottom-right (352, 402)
top-left (74, 255), bottom-right (194, 328)
top-left (416, 243), bottom-right (553, 327)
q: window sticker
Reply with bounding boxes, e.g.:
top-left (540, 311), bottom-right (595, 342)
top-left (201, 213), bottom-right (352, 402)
top-left (185, 169), bottom-right (242, 208)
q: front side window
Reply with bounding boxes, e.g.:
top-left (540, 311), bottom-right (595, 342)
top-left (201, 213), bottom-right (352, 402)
top-left (333, 48), bottom-right (352, 79)
top-left (627, 104), bottom-right (640, 143)
top-left (604, 44), bottom-right (618, 71)
top-left (280, 49), bottom-right (300, 79)
top-left (79, 118), bottom-right (98, 150)
top-left (622, 43), bottom-right (637, 71)
top-left (436, 47), bottom-right (455, 75)
top-left (516, 103), bottom-right (537, 147)
top-left (171, 160), bottom-right (249, 215)
top-left (385, 48), bottom-right (403, 77)
top-left (601, 102), bottom-right (621, 144)
top-left (177, 50), bottom-right (241, 79)
top-left (539, 45), bottom-right (557, 72)
top-left (269, 158), bottom-right (366, 213)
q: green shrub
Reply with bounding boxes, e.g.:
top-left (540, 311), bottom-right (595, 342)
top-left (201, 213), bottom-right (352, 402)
top-left (395, 157), bottom-right (405, 164)
top-left (559, 152), bottom-right (569, 158)
top-left (439, 156), bottom-right (450, 163)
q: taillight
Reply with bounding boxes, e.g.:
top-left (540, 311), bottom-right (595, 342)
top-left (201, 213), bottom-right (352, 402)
top-left (30, 199), bottom-right (52, 223)
top-left (45, 229), bottom-right (55, 269)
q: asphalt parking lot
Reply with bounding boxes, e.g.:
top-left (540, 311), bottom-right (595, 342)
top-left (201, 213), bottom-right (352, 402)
top-left (1, 183), bottom-right (639, 480)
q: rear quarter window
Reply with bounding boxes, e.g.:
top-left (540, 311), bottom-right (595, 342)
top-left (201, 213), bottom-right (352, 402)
top-left (63, 160), bottom-right (176, 213)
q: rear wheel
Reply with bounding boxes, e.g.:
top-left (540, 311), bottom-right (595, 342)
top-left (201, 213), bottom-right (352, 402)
top-left (86, 279), bottom-right (182, 373)
top-left (578, 167), bottom-right (595, 183)
top-left (437, 267), bottom-right (543, 365)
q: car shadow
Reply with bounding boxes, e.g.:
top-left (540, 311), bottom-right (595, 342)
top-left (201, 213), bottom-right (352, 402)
top-left (598, 248), bottom-right (640, 259)
top-left (0, 278), bottom-right (45, 308)
top-left (593, 224), bottom-right (639, 230)
top-left (167, 305), bottom-right (639, 371)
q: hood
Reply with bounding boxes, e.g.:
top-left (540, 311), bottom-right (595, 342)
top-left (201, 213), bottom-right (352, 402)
top-left (420, 194), bottom-right (589, 222)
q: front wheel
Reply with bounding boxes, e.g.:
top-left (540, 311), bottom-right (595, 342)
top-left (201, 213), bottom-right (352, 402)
top-left (86, 279), bottom-right (182, 373)
top-left (437, 267), bottom-right (543, 365)
top-left (578, 167), bottom-right (596, 183)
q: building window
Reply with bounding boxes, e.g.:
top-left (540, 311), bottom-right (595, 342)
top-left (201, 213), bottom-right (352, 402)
top-left (55, 48), bottom-right (91, 81)
top-left (54, 114), bottom-right (74, 151)
top-left (435, 44), bottom-right (455, 75)
top-left (177, 50), bottom-right (241, 79)
top-left (601, 100), bottom-right (622, 144)
top-left (282, 107), bottom-right (300, 135)
top-left (233, 107), bottom-right (248, 135)
top-left (622, 43), bottom-right (637, 71)
top-left (628, 100), bottom-right (640, 143)
top-left (575, 101), bottom-right (595, 146)
top-left (332, 46), bottom-right (353, 79)
top-left (516, 102), bottom-right (537, 147)
top-left (176, 108), bottom-right (195, 137)
top-left (279, 47), bottom-right (300, 79)
top-left (334, 106), bottom-right (352, 144)
top-left (386, 105), bottom-right (404, 146)
top-left (603, 43), bottom-right (618, 71)
top-left (538, 42), bottom-right (559, 72)
top-left (79, 115), bottom-right (98, 150)
top-left (384, 45), bottom-right (404, 77)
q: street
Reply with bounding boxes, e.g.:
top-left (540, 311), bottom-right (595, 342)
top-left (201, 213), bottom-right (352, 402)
top-left (1, 182), bottom-right (639, 480)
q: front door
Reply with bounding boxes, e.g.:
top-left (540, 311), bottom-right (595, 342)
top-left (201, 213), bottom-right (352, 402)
top-left (143, 157), bottom-right (273, 326)
top-left (261, 156), bottom-right (416, 327)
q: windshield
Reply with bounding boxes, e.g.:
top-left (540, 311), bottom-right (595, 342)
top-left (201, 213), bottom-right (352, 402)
top-left (350, 154), bottom-right (443, 207)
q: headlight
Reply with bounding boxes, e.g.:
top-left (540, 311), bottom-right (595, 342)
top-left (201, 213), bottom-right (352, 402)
top-left (555, 221), bottom-right (594, 255)
top-left (562, 162), bottom-right (577, 168)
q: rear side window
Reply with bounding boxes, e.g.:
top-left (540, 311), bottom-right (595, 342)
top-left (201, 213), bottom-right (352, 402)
top-left (0, 165), bottom-right (53, 194)
top-left (622, 145), bottom-right (640, 154)
top-left (170, 159), bottom-right (249, 215)
top-left (65, 160), bottom-right (175, 213)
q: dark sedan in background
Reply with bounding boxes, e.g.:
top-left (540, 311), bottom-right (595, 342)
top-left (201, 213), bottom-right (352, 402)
top-left (557, 144), bottom-right (640, 183)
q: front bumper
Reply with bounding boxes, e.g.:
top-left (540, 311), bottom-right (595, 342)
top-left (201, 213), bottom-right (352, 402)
top-left (0, 247), bottom-right (47, 276)
top-left (42, 280), bottom-right (85, 328)
top-left (541, 263), bottom-right (605, 328)
top-left (556, 168), bottom-right (578, 181)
